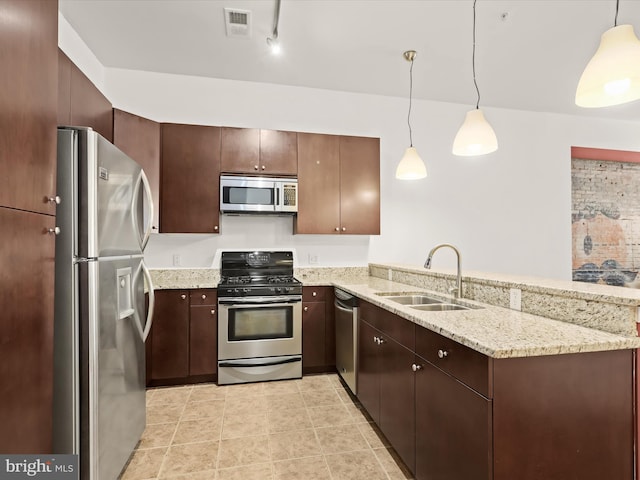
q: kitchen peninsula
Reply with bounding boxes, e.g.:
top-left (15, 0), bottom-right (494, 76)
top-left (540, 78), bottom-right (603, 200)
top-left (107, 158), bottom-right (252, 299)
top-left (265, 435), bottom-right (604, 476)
top-left (149, 262), bottom-right (640, 479)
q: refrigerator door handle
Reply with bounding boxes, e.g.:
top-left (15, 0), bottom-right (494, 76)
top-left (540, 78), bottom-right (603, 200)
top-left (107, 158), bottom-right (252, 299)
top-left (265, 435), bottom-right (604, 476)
top-left (141, 261), bottom-right (155, 342)
top-left (131, 170), bottom-right (154, 251)
top-left (140, 170), bottom-right (154, 250)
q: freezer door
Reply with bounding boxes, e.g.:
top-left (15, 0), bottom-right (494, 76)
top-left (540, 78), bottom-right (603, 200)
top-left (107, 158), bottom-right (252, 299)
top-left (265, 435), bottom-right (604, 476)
top-left (82, 256), bottom-right (146, 480)
top-left (77, 128), bottom-right (146, 258)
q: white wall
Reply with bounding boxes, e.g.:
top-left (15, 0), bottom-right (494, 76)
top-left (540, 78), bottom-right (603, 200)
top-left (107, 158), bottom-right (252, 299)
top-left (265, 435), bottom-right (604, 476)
top-left (59, 17), bottom-right (640, 278)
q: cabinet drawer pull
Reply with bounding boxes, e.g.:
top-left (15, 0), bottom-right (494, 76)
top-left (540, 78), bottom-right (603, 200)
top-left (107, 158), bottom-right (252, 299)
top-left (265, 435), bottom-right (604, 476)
top-left (210, 309), bottom-right (215, 315)
top-left (48, 226), bottom-right (61, 235)
top-left (48, 195), bottom-right (61, 204)
top-left (411, 363), bottom-right (423, 372)
top-left (304, 306), bottom-right (309, 312)
top-left (202, 294), bottom-right (207, 300)
top-left (373, 335), bottom-right (379, 344)
top-left (312, 291), bottom-right (317, 297)
top-left (378, 337), bottom-right (385, 345)
top-left (181, 294), bottom-right (187, 300)
top-left (437, 349), bottom-right (448, 359)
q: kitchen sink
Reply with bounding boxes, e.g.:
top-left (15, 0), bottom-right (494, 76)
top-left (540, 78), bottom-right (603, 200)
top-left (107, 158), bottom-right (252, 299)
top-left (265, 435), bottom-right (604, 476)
top-left (410, 303), bottom-right (470, 311)
top-left (383, 295), bottom-right (445, 305)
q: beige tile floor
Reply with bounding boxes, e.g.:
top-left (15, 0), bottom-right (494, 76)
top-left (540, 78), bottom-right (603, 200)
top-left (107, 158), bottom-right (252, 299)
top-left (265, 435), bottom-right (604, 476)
top-left (120, 373), bottom-right (414, 480)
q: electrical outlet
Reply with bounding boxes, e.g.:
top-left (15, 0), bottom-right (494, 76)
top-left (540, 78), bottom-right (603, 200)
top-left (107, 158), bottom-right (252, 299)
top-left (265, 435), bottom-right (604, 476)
top-left (308, 254), bottom-right (319, 265)
top-left (172, 254), bottom-right (181, 267)
top-left (509, 288), bottom-right (522, 311)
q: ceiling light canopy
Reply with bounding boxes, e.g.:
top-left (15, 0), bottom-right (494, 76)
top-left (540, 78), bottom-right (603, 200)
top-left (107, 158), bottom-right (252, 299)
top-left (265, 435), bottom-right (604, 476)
top-left (576, 22), bottom-right (640, 107)
top-left (396, 50), bottom-right (427, 180)
top-left (452, 0), bottom-right (498, 157)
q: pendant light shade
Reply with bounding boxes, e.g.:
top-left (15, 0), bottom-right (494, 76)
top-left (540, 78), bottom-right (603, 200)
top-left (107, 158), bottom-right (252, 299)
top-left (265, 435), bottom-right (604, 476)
top-left (396, 50), bottom-right (427, 180)
top-left (396, 147), bottom-right (427, 179)
top-left (452, 109), bottom-right (498, 156)
top-left (452, 0), bottom-right (498, 157)
top-left (576, 24), bottom-right (640, 107)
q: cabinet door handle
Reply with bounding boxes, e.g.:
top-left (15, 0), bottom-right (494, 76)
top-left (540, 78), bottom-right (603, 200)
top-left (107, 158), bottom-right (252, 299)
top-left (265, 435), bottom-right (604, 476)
top-left (378, 337), bottom-right (385, 345)
top-left (202, 294), bottom-right (207, 300)
top-left (312, 291), bottom-right (317, 297)
top-left (181, 294), bottom-right (187, 300)
top-left (48, 227), bottom-right (61, 235)
top-left (373, 335), bottom-right (378, 344)
top-left (335, 227), bottom-right (340, 232)
top-left (341, 227), bottom-right (346, 232)
top-left (261, 165), bottom-right (265, 170)
top-left (210, 309), bottom-right (215, 315)
top-left (254, 165), bottom-right (259, 170)
top-left (437, 349), bottom-right (449, 359)
top-left (303, 306), bottom-right (309, 312)
top-left (214, 225), bottom-right (219, 231)
top-left (48, 195), bottom-right (61, 205)
top-left (411, 363), bottom-right (423, 372)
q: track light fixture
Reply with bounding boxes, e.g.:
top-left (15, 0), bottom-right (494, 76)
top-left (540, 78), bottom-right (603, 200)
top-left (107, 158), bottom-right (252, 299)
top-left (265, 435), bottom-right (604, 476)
top-left (267, 0), bottom-right (282, 55)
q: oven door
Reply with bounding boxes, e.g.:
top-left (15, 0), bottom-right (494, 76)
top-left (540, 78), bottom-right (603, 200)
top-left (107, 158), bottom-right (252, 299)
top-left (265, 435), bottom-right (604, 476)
top-left (218, 296), bottom-right (302, 360)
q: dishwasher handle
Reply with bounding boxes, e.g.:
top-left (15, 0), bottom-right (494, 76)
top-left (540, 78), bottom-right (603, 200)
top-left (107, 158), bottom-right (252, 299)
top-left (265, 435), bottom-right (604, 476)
top-left (335, 300), bottom-right (355, 313)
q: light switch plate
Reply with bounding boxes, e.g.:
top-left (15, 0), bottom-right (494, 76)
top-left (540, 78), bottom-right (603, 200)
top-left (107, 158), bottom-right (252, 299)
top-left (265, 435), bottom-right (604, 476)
top-left (510, 288), bottom-right (522, 311)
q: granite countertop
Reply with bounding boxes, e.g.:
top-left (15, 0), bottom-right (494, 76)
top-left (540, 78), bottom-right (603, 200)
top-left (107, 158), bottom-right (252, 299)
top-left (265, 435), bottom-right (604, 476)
top-left (333, 277), bottom-right (640, 359)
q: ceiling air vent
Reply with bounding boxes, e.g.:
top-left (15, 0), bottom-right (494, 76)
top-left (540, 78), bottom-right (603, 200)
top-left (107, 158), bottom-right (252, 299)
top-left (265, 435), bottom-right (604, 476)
top-left (224, 8), bottom-right (252, 38)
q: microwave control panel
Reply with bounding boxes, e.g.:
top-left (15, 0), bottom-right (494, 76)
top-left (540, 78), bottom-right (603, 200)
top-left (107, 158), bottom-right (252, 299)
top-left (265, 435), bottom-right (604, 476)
top-left (283, 184), bottom-right (297, 206)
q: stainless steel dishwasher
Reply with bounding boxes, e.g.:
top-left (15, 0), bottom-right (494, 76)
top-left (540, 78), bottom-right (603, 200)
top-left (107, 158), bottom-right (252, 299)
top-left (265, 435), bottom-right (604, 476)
top-left (334, 288), bottom-right (359, 394)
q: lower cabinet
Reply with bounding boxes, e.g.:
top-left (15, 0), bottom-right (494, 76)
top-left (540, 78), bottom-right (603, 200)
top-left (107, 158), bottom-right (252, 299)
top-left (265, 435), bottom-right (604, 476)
top-left (302, 287), bottom-right (336, 373)
top-left (147, 289), bottom-right (217, 386)
top-left (357, 299), bottom-right (634, 480)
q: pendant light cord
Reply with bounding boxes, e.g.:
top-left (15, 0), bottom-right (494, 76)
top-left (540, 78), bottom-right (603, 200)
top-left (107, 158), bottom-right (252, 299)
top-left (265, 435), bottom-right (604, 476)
top-left (407, 58), bottom-right (414, 147)
top-left (272, 0), bottom-right (281, 40)
top-left (614, 0), bottom-right (619, 26)
top-left (472, 0), bottom-right (480, 110)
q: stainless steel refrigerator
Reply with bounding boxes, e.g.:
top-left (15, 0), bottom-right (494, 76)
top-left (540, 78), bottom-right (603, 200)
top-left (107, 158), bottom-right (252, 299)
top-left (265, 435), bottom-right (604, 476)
top-left (53, 127), bottom-right (155, 479)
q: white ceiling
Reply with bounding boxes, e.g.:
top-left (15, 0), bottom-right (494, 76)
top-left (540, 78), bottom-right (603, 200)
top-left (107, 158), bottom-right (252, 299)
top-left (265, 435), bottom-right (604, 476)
top-left (58, 0), bottom-right (640, 121)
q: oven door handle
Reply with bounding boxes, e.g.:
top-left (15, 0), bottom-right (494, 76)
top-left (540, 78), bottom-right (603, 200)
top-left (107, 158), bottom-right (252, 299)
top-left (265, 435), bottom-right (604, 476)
top-left (218, 296), bottom-right (301, 305)
top-left (218, 356), bottom-right (301, 368)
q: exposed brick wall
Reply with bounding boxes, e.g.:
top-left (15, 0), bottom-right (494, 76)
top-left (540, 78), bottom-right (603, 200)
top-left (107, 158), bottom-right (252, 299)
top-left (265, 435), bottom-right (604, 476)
top-left (571, 158), bottom-right (640, 286)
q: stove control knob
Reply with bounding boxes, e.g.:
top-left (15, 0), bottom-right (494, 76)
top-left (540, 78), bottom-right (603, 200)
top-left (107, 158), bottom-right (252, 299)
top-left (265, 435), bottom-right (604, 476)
top-left (275, 287), bottom-right (283, 293)
top-left (242, 288), bottom-right (250, 293)
top-left (233, 288), bottom-right (240, 294)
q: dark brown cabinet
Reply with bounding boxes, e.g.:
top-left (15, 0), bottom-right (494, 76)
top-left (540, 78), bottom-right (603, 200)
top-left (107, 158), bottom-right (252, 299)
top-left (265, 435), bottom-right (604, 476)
top-left (296, 133), bottom-right (380, 234)
top-left (148, 290), bottom-right (190, 381)
top-left (147, 289), bottom-right (218, 386)
top-left (0, 0), bottom-right (58, 453)
top-left (189, 290), bottom-right (217, 376)
top-left (220, 128), bottom-right (297, 175)
top-left (0, 0), bottom-right (58, 216)
top-left (58, 50), bottom-right (113, 142)
top-left (356, 299), bottom-right (634, 480)
top-left (160, 123), bottom-right (221, 233)
top-left (302, 287), bottom-right (336, 373)
top-left (113, 109), bottom-right (161, 231)
top-left (358, 302), bottom-right (415, 471)
top-left (0, 207), bottom-right (56, 453)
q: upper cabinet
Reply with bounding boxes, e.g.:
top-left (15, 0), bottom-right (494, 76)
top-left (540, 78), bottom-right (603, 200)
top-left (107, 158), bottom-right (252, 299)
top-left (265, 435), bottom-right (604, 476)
top-left (58, 50), bottom-right (113, 142)
top-left (0, 0), bottom-right (58, 215)
top-left (113, 109), bottom-right (161, 231)
top-left (296, 133), bottom-right (380, 234)
top-left (160, 123), bottom-right (221, 233)
top-left (221, 128), bottom-right (297, 176)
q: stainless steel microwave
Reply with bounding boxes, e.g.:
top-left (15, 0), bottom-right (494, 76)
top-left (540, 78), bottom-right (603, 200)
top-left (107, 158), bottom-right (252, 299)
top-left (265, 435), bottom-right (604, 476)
top-left (220, 175), bottom-right (298, 214)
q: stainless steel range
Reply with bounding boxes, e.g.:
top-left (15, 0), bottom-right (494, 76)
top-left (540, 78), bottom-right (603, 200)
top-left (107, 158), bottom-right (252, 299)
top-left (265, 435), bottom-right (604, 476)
top-left (217, 251), bottom-right (303, 385)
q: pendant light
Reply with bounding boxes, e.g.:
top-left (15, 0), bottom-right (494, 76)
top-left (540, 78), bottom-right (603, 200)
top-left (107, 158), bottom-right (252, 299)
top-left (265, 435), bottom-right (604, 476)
top-left (396, 50), bottom-right (427, 180)
top-left (576, 0), bottom-right (640, 107)
top-left (452, 0), bottom-right (498, 157)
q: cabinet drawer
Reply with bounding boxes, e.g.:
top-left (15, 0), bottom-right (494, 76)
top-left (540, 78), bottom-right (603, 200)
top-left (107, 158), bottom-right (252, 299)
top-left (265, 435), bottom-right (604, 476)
top-left (415, 327), bottom-right (490, 398)
top-left (189, 289), bottom-right (217, 306)
top-left (303, 287), bottom-right (326, 301)
top-left (359, 301), bottom-right (414, 350)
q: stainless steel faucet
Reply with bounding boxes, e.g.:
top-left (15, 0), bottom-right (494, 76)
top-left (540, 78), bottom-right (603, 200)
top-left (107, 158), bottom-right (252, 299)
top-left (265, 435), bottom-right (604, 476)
top-left (424, 244), bottom-right (462, 298)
